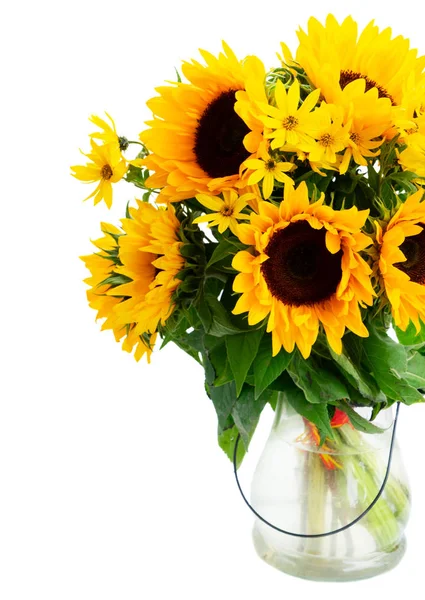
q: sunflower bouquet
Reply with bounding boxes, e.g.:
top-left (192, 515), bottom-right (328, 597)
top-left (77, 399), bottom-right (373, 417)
top-left (73, 14), bottom-right (425, 577)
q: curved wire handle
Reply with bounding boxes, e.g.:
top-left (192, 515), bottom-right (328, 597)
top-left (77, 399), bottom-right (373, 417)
top-left (233, 402), bottom-right (401, 538)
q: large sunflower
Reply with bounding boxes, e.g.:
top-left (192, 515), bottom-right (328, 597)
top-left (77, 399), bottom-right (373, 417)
top-left (141, 43), bottom-right (266, 203)
top-left (111, 201), bottom-right (185, 335)
top-left (376, 189), bottom-right (425, 331)
top-left (294, 15), bottom-right (425, 126)
top-left (81, 223), bottom-right (156, 362)
top-left (232, 182), bottom-right (374, 358)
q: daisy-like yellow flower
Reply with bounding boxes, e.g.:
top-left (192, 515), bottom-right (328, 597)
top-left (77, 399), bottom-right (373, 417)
top-left (232, 182), bottom-right (374, 358)
top-left (260, 79), bottom-right (321, 150)
top-left (376, 189), bottom-right (425, 331)
top-left (194, 189), bottom-right (254, 235)
top-left (89, 112), bottom-right (120, 146)
top-left (244, 143), bottom-right (294, 199)
top-left (71, 140), bottom-right (128, 208)
top-left (81, 223), bottom-right (156, 362)
top-left (141, 43), bottom-right (266, 203)
top-left (295, 15), bottom-right (425, 129)
top-left (337, 83), bottom-right (391, 173)
top-left (112, 201), bottom-right (185, 336)
top-left (300, 103), bottom-right (350, 164)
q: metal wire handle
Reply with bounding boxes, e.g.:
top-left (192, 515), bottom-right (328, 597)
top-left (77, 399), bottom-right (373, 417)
top-left (233, 402), bottom-right (400, 538)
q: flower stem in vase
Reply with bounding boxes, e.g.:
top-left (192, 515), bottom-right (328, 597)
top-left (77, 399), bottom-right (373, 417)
top-left (338, 424), bottom-right (410, 522)
top-left (305, 452), bottom-right (327, 555)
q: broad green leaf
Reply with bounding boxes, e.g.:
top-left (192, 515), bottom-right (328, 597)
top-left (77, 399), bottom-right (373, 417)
top-left (330, 345), bottom-right (385, 403)
top-left (205, 295), bottom-right (245, 337)
top-left (405, 352), bottom-right (425, 390)
top-left (209, 343), bottom-right (234, 387)
top-left (226, 328), bottom-right (264, 396)
top-left (253, 335), bottom-right (291, 399)
top-left (206, 380), bottom-right (237, 430)
top-left (395, 320), bottom-right (425, 348)
top-left (218, 424), bottom-right (246, 468)
top-left (338, 402), bottom-right (385, 434)
top-left (287, 352), bottom-right (349, 404)
top-left (362, 324), bottom-right (424, 404)
top-left (281, 378), bottom-right (334, 443)
top-left (231, 385), bottom-right (271, 445)
top-left (206, 239), bottom-right (236, 269)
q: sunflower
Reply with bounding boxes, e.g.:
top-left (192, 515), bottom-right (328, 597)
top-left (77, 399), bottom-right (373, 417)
top-left (111, 201), bottom-right (185, 336)
top-left (232, 182), bottom-right (374, 358)
top-left (294, 15), bottom-right (425, 127)
top-left (71, 140), bottom-right (128, 208)
top-left (141, 43), bottom-right (266, 203)
top-left (81, 223), bottom-right (156, 362)
top-left (375, 189), bottom-right (425, 331)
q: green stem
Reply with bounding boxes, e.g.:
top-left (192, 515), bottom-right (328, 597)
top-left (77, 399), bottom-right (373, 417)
top-left (305, 453), bottom-right (327, 555)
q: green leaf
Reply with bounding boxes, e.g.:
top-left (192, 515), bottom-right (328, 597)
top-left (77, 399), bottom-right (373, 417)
top-left (209, 343), bottom-right (234, 387)
top-left (330, 345), bottom-right (385, 403)
top-left (226, 328), bottom-right (264, 396)
top-left (231, 385), bottom-right (271, 446)
top-left (206, 296), bottom-right (244, 336)
top-left (338, 402), bottom-right (385, 434)
top-left (287, 352), bottom-right (349, 404)
top-left (253, 335), bottom-right (291, 399)
top-left (395, 320), bottom-right (425, 348)
top-left (206, 380), bottom-right (237, 430)
top-left (218, 424), bottom-right (246, 468)
top-left (405, 352), bottom-right (425, 390)
top-left (281, 377), bottom-right (334, 443)
top-left (362, 324), bottom-right (424, 404)
top-left (206, 239), bottom-right (236, 269)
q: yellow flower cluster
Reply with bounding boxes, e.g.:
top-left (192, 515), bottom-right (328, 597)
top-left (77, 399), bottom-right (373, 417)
top-left (74, 14), bottom-right (425, 364)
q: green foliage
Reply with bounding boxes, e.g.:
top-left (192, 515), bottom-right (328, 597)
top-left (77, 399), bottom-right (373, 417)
top-left (362, 322), bottom-right (424, 404)
top-left (287, 351), bottom-right (350, 404)
top-left (395, 320), bottom-right (425, 350)
top-left (280, 375), bottom-right (334, 443)
top-left (218, 425), bottom-right (246, 468)
top-left (253, 335), bottom-right (291, 399)
top-left (226, 328), bottom-right (265, 396)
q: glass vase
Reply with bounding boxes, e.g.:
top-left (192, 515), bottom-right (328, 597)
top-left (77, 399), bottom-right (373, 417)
top-left (250, 395), bottom-right (411, 581)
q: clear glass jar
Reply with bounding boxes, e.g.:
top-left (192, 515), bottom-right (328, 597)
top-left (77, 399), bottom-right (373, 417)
top-left (250, 395), bottom-right (411, 581)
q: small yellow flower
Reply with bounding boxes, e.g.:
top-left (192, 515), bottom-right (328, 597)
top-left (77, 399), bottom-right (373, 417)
top-left (71, 140), bottom-right (128, 208)
top-left (300, 103), bottom-right (349, 164)
top-left (244, 144), bottom-right (294, 199)
top-left (89, 112), bottom-right (120, 146)
top-left (259, 79), bottom-right (321, 150)
top-left (194, 189), bottom-right (254, 235)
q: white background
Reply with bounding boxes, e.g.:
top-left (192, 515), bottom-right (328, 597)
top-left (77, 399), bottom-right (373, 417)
top-left (1, 0), bottom-right (425, 598)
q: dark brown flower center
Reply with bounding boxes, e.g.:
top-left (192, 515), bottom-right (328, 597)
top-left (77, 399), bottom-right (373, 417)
top-left (101, 164), bottom-right (113, 180)
top-left (265, 159), bottom-right (276, 171)
top-left (339, 70), bottom-right (395, 105)
top-left (194, 89), bottom-right (250, 179)
top-left (261, 221), bottom-right (343, 307)
top-left (220, 205), bottom-right (234, 217)
top-left (395, 226), bottom-right (425, 285)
